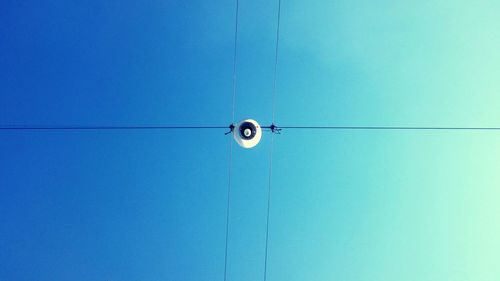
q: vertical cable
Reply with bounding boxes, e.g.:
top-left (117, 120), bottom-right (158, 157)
top-left (263, 1), bottom-right (281, 279)
top-left (223, 140), bottom-right (234, 281)
top-left (271, 0), bottom-right (282, 124)
top-left (263, 134), bottom-right (275, 281)
top-left (224, 1), bottom-right (239, 281)
top-left (231, 0), bottom-right (240, 124)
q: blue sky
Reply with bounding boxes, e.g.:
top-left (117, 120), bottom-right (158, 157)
top-left (1, 0), bottom-right (500, 280)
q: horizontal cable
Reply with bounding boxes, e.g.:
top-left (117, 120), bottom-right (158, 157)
top-left (3, 125), bottom-right (500, 131)
top-left (275, 126), bottom-right (500, 131)
top-left (0, 126), bottom-right (227, 130)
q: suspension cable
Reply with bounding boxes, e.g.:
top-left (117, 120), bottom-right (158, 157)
top-left (263, 0), bottom-right (282, 280)
top-left (263, 133), bottom-right (275, 281)
top-left (223, 139), bottom-right (234, 281)
top-left (231, 0), bottom-right (240, 124)
top-left (0, 126), bottom-right (227, 130)
top-left (271, 0), bottom-right (282, 124)
top-left (224, 1), bottom-right (240, 281)
top-left (4, 125), bottom-right (500, 131)
top-left (277, 126), bottom-right (500, 131)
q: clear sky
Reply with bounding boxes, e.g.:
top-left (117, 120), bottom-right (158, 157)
top-left (1, 0), bottom-right (500, 280)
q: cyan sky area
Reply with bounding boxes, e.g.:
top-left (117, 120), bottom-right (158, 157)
top-left (1, 1), bottom-right (500, 280)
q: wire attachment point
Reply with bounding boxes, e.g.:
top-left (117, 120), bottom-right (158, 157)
top-left (269, 124), bottom-right (281, 134)
top-left (225, 124), bottom-right (235, 135)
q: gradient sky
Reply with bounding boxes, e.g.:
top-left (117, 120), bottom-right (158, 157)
top-left (1, 1), bottom-right (500, 280)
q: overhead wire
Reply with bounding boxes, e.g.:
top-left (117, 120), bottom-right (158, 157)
top-left (230, 0), bottom-right (240, 124)
top-left (224, 1), bottom-right (240, 281)
top-left (277, 126), bottom-right (500, 131)
top-left (224, 139), bottom-right (234, 281)
top-left (263, 0), bottom-right (282, 280)
top-left (263, 133), bottom-right (275, 281)
top-left (3, 125), bottom-right (500, 131)
top-left (271, 0), bottom-right (282, 124)
top-left (0, 126), bottom-right (226, 130)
